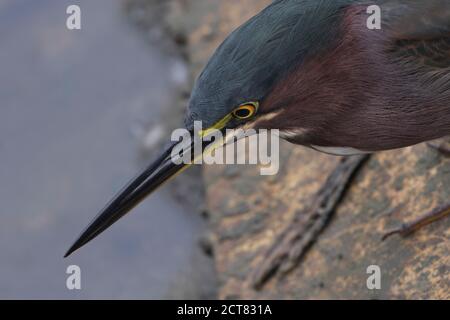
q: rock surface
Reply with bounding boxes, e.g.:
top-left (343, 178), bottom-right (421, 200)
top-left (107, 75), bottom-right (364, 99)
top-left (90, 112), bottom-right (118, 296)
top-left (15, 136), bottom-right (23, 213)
top-left (163, 0), bottom-right (450, 299)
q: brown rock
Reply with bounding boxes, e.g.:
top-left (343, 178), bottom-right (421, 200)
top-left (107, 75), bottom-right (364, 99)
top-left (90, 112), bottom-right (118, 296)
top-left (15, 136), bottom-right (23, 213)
top-left (165, 0), bottom-right (450, 299)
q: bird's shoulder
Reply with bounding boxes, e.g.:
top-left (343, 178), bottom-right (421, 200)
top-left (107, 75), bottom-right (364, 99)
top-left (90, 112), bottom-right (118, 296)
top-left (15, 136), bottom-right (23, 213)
top-left (390, 37), bottom-right (450, 70)
top-left (380, 0), bottom-right (450, 70)
top-left (381, 0), bottom-right (450, 39)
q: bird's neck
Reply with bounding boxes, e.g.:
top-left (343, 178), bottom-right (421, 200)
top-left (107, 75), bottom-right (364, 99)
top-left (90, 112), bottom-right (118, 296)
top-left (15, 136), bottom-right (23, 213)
top-left (261, 5), bottom-right (450, 151)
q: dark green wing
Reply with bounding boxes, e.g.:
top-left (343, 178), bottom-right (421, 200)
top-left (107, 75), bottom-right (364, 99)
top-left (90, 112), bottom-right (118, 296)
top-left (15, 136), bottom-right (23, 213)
top-left (392, 38), bottom-right (450, 69)
top-left (382, 0), bottom-right (450, 69)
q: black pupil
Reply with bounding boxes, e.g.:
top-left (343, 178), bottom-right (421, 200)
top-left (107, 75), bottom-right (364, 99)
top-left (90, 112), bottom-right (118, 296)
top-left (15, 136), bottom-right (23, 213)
top-left (235, 108), bottom-right (251, 118)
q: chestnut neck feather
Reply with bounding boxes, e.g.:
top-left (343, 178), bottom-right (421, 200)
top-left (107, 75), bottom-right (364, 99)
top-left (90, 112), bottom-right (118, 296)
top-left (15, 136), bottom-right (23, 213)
top-left (258, 5), bottom-right (450, 151)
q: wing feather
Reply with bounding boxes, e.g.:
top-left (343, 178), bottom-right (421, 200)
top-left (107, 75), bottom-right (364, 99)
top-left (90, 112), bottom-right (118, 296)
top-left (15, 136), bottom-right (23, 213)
top-left (382, 0), bottom-right (450, 70)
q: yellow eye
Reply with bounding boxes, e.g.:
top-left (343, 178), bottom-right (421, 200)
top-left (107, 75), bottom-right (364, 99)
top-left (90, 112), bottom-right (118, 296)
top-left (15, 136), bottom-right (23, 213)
top-left (232, 102), bottom-right (258, 120)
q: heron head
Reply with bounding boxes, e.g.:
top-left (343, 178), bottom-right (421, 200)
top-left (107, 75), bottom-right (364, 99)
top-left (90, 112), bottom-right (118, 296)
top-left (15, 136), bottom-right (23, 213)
top-left (65, 0), bottom-right (343, 257)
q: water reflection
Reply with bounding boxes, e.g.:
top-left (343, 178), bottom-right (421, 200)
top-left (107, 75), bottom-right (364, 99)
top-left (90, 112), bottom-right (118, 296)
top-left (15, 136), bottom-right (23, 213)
top-left (0, 0), bottom-right (214, 298)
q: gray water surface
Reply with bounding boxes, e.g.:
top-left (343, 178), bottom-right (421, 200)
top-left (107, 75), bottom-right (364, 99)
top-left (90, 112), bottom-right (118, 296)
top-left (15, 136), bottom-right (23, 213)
top-left (0, 0), bottom-right (211, 299)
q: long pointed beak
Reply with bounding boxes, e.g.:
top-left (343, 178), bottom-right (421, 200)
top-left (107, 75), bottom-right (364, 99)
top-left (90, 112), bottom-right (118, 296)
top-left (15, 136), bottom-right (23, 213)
top-left (65, 133), bottom-right (199, 258)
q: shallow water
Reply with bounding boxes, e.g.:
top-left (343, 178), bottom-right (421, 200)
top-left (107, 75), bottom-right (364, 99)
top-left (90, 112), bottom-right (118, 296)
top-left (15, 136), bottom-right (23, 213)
top-left (0, 0), bottom-right (210, 298)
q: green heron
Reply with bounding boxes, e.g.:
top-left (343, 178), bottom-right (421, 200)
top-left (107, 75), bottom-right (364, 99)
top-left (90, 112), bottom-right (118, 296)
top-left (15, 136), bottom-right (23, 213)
top-left (65, 0), bottom-right (450, 258)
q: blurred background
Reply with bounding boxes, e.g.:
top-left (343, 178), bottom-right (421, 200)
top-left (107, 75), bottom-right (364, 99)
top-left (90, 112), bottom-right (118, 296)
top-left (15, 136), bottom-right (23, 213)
top-left (0, 0), bottom-right (216, 298)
